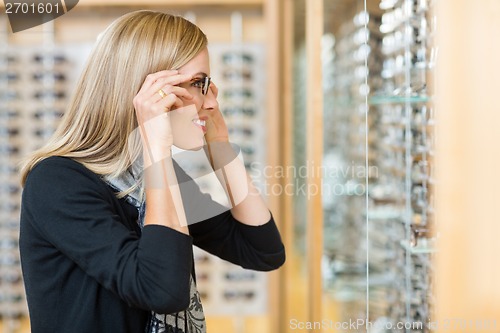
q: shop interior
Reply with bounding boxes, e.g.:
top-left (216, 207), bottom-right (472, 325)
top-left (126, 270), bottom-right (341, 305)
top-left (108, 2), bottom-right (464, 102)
top-left (1, 0), bottom-right (499, 332)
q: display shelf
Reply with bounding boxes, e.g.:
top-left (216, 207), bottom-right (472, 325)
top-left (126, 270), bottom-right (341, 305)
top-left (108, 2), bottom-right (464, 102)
top-left (0, 0), bottom-right (263, 9)
top-left (400, 238), bottom-right (437, 254)
top-left (369, 94), bottom-right (431, 105)
top-left (76, 0), bottom-right (263, 7)
top-left (1, 2), bottom-right (282, 332)
top-left (325, 273), bottom-right (399, 304)
top-left (366, 207), bottom-right (405, 220)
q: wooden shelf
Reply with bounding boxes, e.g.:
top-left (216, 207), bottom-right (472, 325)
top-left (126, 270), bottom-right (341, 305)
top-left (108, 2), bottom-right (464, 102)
top-left (76, 0), bottom-right (264, 6)
top-left (0, 0), bottom-right (264, 9)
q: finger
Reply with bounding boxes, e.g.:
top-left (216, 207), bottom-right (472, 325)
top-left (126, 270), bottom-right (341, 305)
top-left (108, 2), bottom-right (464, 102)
top-left (209, 81), bottom-right (219, 98)
top-left (161, 73), bottom-right (194, 86)
top-left (140, 94), bottom-right (177, 120)
top-left (146, 74), bottom-right (194, 101)
top-left (138, 69), bottom-right (179, 94)
top-left (147, 86), bottom-right (194, 106)
top-left (156, 93), bottom-right (183, 112)
top-left (149, 73), bottom-right (193, 95)
top-left (161, 86), bottom-right (194, 101)
top-left (135, 90), bottom-right (174, 122)
top-left (170, 95), bottom-right (185, 110)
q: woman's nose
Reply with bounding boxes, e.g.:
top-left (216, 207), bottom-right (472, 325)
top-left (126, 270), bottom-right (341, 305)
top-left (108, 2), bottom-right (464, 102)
top-left (202, 87), bottom-right (218, 110)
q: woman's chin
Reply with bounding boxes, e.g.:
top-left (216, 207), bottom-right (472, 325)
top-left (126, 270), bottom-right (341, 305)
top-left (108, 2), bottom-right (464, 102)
top-left (174, 139), bottom-right (205, 151)
top-left (185, 144), bottom-right (204, 151)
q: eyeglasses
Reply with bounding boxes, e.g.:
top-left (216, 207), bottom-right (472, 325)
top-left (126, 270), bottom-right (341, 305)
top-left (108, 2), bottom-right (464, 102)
top-left (222, 52), bottom-right (254, 66)
top-left (1, 202), bottom-right (20, 213)
top-left (195, 272), bottom-right (210, 282)
top-left (33, 128), bottom-right (55, 138)
top-left (194, 289), bottom-right (207, 299)
top-left (410, 224), bottom-right (432, 247)
top-left (0, 145), bottom-right (20, 156)
top-left (411, 160), bottom-right (430, 183)
top-left (194, 253), bottom-right (210, 263)
top-left (33, 53), bottom-right (67, 65)
top-left (0, 110), bottom-right (19, 120)
top-left (0, 184), bottom-right (21, 195)
top-left (32, 109), bottom-right (64, 120)
top-left (0, 54), bottom-right (17, 65)
top-left (0, 164), bottom-right (19, 173)
top-left (192, 76), bottom-right (211, 96)
top-left (240, 145), bottom-right (255, 155)
top-left (223, 290), bottom-right (255, 301)
top-left (0, 90), bottom-right (20, 101)
top-left (0, 252), bottom-right (20, 266)
top-left (34, 90), bottom-right (66, 100)
top-left (32, 71), bottom-right (67, 82)
top-left (0, 127), bottom-right (20, 138)
top-left (228, 126), bottom-right (253, 137)
top-left (222, 68), bottom-right (252, 81)
top-left (224, 271), bottom-right (256, 281)
top-left (222, 106), bottom-right (255, 117)
top-left (0, 271), bottom-right (22, 284)
top-left (0, 72), bottom-right (20, 83)
top-left (223, 88), bottom-right (253, 99)
top-left (1, 219), bottom-right (21, 229)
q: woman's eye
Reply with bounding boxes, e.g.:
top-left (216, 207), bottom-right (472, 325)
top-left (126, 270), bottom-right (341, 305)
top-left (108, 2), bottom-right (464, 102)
top-left (191, 80), bottom-right (203, 88)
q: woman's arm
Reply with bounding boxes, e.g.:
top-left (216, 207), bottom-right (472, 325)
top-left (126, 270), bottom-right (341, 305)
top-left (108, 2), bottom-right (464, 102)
top-left (189, 210), bottom-right (286, 271)
top-left (21, 157), bottom-right (193, 314)
top-left (202, 82), bottom-right (272, 226)
top-left (133, 70), bottom-right (194, 234)
top-left (172, 160), bottom-right (285, 271)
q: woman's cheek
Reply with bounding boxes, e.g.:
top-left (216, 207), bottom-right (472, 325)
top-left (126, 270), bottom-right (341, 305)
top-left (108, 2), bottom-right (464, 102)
top-left (169, 104), bottom-right (204, 150)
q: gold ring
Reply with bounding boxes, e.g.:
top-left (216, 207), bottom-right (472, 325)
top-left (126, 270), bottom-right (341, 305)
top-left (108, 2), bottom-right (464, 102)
top-left (164, 106), bottom-right (170, 112)
top-left (158, 89), bottom-right (167, 99)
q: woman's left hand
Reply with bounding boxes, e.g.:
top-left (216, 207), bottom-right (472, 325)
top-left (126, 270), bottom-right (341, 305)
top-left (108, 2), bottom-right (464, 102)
top-left (203, 81), bottom-right (229, 143)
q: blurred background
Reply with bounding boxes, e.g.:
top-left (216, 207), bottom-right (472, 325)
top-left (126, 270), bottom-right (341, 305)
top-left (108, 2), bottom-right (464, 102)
top-left (1, 0), bottom-right (499, 332)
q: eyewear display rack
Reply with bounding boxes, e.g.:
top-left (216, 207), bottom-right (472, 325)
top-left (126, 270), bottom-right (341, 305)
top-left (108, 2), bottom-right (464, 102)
top-left (322, 7), bottom-right (387, 324)
top-left (0, 1), bottom-right (283, 333)
top-left (370, 0), bottom-right (436, 328)
top-left (279, 0), bottom-right (438, 332)
top-left (186, 42), bottom-right (270, 318)
top-left (321, 0), bottom-right (437, 331)
top-left (0, 17), bottom-right (79, 332)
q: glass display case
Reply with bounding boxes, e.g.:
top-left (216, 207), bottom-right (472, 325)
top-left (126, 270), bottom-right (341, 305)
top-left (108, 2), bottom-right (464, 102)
top-left (282, 0), bottom-right (437, 331)
top-left (321, 0), bottom-right (437, 331)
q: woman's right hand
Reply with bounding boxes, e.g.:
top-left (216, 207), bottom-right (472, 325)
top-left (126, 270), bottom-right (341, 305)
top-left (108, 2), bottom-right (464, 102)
top-left (133, 69), bottom-right (194, 165)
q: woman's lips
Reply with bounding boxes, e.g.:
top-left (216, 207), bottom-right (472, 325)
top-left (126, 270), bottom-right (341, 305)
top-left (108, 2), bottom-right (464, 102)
top-left (192, 119), bottom-right (207, 133)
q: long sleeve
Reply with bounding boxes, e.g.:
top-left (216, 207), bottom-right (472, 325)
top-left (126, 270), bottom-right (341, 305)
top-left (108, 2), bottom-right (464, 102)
top-left (21, 157), bottom-right (192, 315)
top-left (173, 161), bottom-right (286, 271)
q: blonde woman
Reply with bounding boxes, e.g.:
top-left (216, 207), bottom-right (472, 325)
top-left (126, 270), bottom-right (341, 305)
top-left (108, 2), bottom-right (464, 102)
top-left (19, 10), bottom-right (285, 333)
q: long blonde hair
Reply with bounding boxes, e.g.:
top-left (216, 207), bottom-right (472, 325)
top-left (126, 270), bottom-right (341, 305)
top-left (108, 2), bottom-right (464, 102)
top-left (20, 10), bottom-right (207, 190)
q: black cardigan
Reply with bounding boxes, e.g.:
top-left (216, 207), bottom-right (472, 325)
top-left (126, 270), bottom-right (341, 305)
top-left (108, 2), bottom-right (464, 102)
top-left (19, 156), bottom-right (285, 333)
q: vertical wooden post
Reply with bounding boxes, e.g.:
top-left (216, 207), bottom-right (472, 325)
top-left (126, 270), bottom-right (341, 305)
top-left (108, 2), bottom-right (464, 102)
top-left (435, 0), bottom-right (500, 331)
top-left (305, 0), bottom-right (324, 327)
top-left (279, 0), bottom-right (297, 331)
top-left (263, 0), bottom-right (284, 332)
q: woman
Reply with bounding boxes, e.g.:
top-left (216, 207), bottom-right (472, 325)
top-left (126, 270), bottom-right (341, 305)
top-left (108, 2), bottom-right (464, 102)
top-left (19, 10), bottom-right (285, 333)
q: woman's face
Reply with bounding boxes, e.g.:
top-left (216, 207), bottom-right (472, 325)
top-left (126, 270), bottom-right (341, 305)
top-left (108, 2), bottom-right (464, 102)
top-left (170, 48), bottom-right (217, 150)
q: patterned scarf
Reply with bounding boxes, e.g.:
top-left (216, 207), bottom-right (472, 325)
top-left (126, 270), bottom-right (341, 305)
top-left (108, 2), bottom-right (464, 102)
top-left (105, 161), bottom-right (207, 333)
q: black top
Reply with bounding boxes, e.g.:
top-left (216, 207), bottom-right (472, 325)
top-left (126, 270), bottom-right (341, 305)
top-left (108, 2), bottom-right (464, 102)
top-left (19, 156), bottom-right (285, 333)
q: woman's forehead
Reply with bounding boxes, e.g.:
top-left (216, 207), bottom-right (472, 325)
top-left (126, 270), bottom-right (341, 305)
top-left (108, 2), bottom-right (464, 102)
top-left (178, 48), bottom-right (210, 76)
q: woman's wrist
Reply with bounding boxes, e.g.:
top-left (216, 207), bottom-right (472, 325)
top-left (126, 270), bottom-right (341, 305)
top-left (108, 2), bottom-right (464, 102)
top-left (142, 144), bottom-right (172, 169)
top-left (138, 112), bottom-right (173, 167)
top-left (205, 136), bottom-right (229, 143)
